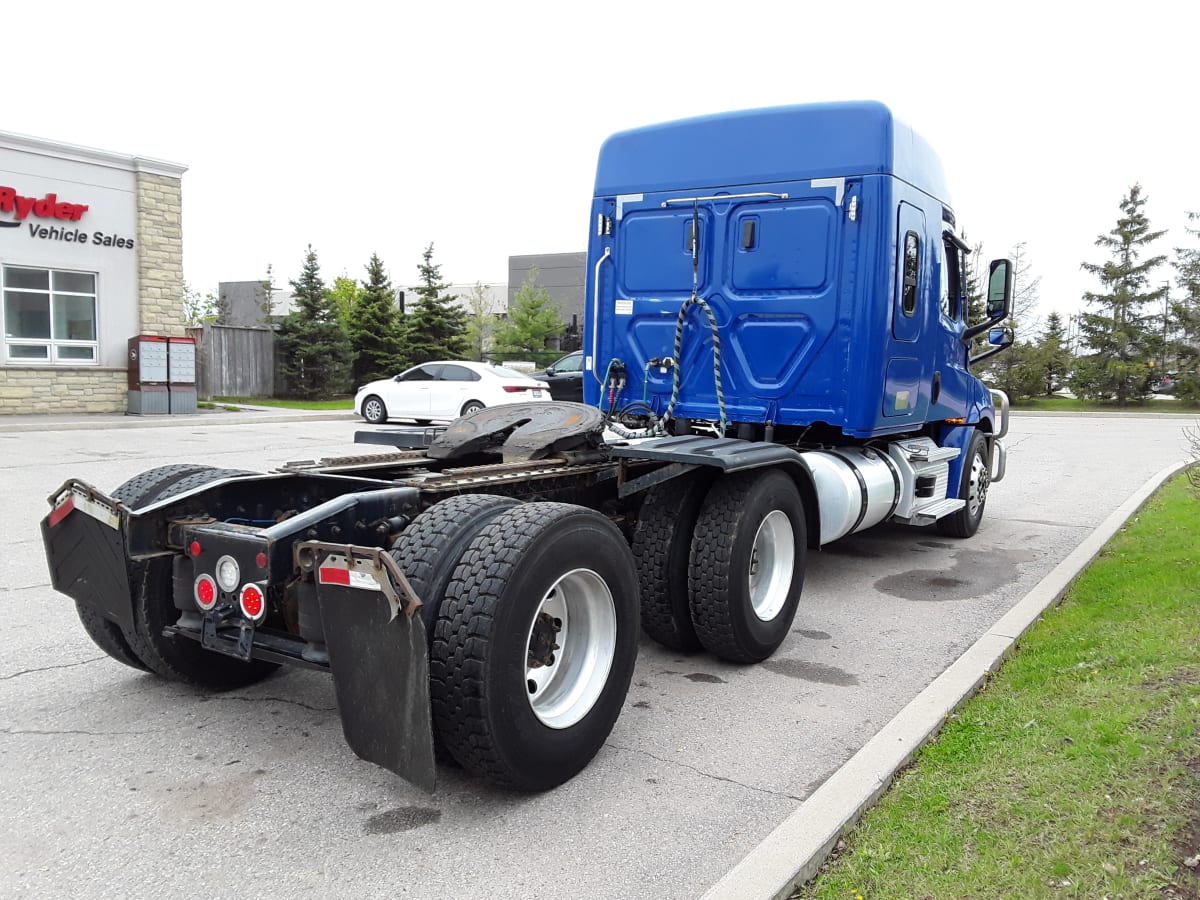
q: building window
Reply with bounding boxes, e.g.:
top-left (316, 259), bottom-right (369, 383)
top-left (2, 266), bottom-right (98, 364)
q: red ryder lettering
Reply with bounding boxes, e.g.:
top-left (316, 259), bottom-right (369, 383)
top-left (0, 186), bottom-right (89, 221)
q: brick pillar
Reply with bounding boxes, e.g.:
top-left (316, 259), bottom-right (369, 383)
top-left (135, 172), bottom-right (185, 336)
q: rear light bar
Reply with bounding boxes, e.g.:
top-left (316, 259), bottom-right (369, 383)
top-left (502, 385), bottom-right (540, 393)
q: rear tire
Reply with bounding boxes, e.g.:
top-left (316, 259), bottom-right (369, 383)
top-left (118, 466), bottom-right (278, 689)
top-left (73, 464), bottom-right (212, 670)
top-left (460, 400), bottom-right (485, 416)
top-left (937, 430), bottom-right (989, 538)
top-left (631, 471), bottom-right (712, 652)
top-left (430, 503), bottom-right (638, 791)
top-left (688, 469), bottom-right (806, 663)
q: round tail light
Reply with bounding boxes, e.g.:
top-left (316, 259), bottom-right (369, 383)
top-left (239, 584), bottom-right (266, 621)
top-left (194, 573), bottom-right (218, 611)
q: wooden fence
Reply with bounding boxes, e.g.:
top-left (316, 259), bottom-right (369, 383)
top-left (188, 324), bottom-right (275, 400)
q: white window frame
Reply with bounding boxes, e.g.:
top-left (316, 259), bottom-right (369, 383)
top-left (1, 264), bottom-right (100, 366)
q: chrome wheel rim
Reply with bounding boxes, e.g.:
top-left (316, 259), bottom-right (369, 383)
top-left (748, 510), bottom-right (794, 621)
top-left (524, 568), bottom-right (616, 729)
top-left (967, 449), bottom-right (990, 517)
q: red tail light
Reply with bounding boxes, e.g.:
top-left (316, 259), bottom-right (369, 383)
top-left (194, 574), bottom-right (218, 611)
top-left (503, 385), bottom-right (536, 393)
top-left (239, 584), bottom-right (266, 621)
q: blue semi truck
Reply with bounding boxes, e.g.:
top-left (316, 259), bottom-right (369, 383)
top-left (40, 101), bottom-right (1013, 792)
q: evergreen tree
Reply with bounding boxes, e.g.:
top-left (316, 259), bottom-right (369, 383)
top-left (1170, 211), bottom-right (1200, 403)
top-left (404, 243), bottom-right (468, 363)
top-left (1033, 311), bottom-right (1073, 396)
top-left (1072, 184), bottom-right (1167, 406)
top-left (275, 245), bottom-right (352, 398)
top-left (492, 268), bottom-right (566, 356)
top-left (346, 253), bottom-right (406, 386)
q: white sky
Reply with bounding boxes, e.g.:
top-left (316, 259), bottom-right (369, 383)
top-left (5, 0), bottom-right (1196, 332)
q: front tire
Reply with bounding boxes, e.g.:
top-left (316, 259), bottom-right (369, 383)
top-left (688, 469), bottom-right (806, 663)
top-left (361, 395), bottom-right (387, 424)
top-left (430, 503), bottom-right (639, 791)
top-left (937, 430), bottom-right (990, 538)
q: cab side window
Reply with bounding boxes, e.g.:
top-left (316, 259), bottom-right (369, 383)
top-left (939, 237), bottom-right (961, 322)
top-left (901, 231), bottom-right (920, 317)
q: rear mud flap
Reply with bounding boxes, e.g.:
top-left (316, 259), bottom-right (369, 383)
top-left (41, 485), bottom-right (134, 632)
top-left (302, 543), bottom-right (436, 793)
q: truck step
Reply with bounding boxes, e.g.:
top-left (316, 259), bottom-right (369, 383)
top-left (896, 441), bottom-right (960, 464)
top-left (905, 497), bottom-right (965, 526)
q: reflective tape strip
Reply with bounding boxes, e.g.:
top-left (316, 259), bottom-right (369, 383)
top-left (318, 566), bottom-right (379, 591)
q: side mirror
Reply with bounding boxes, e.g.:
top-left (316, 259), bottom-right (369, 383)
top-left (987, 259), bottom-right (1013, 319)
top-left (988, 326), bottom-right (1014, 348)
top-left (545, 366), bottom-right (557, 376)
top-left (970, 325), bottom-right (1015, 367)
top-left (963, 258), bottom-right (1015, 344)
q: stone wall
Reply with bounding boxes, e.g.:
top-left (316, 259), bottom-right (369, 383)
top-left (135, 172), bottom-right (186, 336)
top-left (0, 368), bottom-right (127, 414)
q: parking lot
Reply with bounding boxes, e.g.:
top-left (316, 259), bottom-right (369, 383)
top-left (0, 411), bottom-right (1192, 899)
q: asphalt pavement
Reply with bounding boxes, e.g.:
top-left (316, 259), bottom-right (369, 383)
top-left (0, 408), bottom-right (1193, 899)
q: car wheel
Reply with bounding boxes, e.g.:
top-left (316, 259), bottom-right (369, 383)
top-left (460, 400), bottom-right (485, 417)
top-left (361, 395), bottom-right (387, 424)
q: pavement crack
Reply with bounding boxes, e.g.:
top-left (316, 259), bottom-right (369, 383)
top-left (204, 695), bottom-right (335, 713)
top-left (605, 742), bottom-right (802, 802)
top-left (1, 727), bottom-right (155, 737)
top-left (0, 583), bottom-right (54, 595)
top-left (0, 656), bottom-right (104, 680)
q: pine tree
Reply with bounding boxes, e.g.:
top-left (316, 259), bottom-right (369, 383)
top-left (1034, 311), bottom-right (1073, 396)
top-left (275, 245), bottom-right (352, 398)
top-left (1170, 211), bottom-right (1200, 402)
top-left (404, 243), bottom-right (468, 363)
top-left (1073, 184), bottom-right (1167, 406)
top-left (492, 268), bottom-right (566, 357)
top-left (346, 254), bottom-right (405, 386)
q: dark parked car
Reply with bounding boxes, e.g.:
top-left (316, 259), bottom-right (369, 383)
top-left (533, 350), bottom-right (584, 401)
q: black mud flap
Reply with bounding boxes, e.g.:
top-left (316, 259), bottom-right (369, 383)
top-left (40, 482), bottom-right (134, 632)
top-left (302, 543), bottom-right (436, 793)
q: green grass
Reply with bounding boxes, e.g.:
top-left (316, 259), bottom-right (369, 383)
top-left (797, 475), bottom-right (1200, 900)
top-left (1012, 395), bottom-right (1197, 412)
top-left (212, 396), bottom-right (354, 410)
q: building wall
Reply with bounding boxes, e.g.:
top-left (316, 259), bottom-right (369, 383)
top-left (508, 252), bottom-right (585, 325)
top-left (0, 131), bottom-right (186, 414)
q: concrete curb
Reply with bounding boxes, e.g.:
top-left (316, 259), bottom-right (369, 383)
top-left (701, 458), bottom-right (1193, 900)
top-left (0, 410), bottom-right (357, 433)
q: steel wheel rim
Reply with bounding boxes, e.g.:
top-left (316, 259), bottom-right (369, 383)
top-left (967, 449), bottom-right (990, 517)
top-left (524, 568), bottom-right (616, 729)
top-left (748, 510), bottom-right (795, 621)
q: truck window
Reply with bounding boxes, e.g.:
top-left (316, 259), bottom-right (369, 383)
top-left (902, 231), bottom-right (919, 317)
top-left (939, 237), bottom-right (961, 321)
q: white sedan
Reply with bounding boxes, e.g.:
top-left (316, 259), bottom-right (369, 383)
top-left (355, 360), bottom-right (551, 425)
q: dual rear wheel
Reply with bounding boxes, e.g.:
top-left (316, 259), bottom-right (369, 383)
top-left (633, 468), bottom-right (807, 663)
